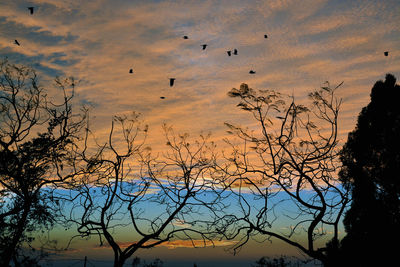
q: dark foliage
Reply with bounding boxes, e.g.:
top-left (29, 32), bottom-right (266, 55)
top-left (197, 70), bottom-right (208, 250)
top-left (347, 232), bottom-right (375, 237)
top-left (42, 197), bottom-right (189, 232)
top-left (329, 74), bottom-right (400, 266)
top-left (131, 257), bottom-right (163, 267)
top-left (252, 256), bottom-right (303, 267)
top-left (143, 258), bottom-right (163, 267)
top-left (0, 60), bottom-right (85, 266)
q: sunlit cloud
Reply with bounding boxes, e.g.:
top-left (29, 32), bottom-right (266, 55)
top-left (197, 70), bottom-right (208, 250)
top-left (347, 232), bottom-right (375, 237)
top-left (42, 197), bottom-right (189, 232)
top-left (159, 239), bottom-right (237, 249)
top-left (92, 239), bottom-right (236, 250)
top-left (0, 0), bottom-right (399, 154)
top-left (171, 219), bottom-right (192, 228)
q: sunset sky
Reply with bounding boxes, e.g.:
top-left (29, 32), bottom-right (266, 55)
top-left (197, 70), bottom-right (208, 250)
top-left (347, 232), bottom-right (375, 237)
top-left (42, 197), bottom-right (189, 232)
top-left (1, 0), bottom-right (400, 266)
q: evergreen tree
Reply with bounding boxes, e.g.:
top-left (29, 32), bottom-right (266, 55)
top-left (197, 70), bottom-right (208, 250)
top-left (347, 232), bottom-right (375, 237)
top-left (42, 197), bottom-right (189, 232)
top-left (337, 74), bottom-right (400, 266)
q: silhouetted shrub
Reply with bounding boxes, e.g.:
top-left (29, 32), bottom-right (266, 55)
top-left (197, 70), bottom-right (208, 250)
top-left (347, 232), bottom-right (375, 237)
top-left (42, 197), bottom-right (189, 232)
top-left (252, 256), bottom-right (304, 267)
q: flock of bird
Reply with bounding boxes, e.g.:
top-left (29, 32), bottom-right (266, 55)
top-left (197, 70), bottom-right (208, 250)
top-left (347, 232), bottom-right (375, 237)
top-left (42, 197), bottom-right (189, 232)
top-left (160, 36), bottom-right (262, 93)
top-left (132, 33), bottom-right (264, 99)
top-left (150, 34), bottom-right (265, 99)
top-left (13, 6), bottom-right (391, 100)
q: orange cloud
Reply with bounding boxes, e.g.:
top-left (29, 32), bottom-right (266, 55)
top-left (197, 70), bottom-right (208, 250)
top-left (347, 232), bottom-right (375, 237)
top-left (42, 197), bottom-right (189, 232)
top-left (172, 219), bottom-right (191, 228)
top-left (2, 0), bottom-right (399, 159)
top-left (154, 239), bottom-right (237, 249)
top-left (93, 239), bottom-right (236, 250)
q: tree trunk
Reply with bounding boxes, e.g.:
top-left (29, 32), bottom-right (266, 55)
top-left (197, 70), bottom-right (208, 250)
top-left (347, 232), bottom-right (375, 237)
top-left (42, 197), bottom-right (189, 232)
top-left (0, 201), bottom-right (30, 267)
top-left (114, 257), bottom-right (127, 267)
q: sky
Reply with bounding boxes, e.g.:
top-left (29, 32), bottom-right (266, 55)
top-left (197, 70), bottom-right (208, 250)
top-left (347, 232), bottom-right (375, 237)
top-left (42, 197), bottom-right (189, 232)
top-left (1, 0), bottom-right (400, 266)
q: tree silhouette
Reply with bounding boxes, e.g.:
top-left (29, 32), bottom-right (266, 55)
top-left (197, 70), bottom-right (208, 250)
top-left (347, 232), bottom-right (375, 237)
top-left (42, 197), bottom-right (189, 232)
top-left (131, 257), bottom-right (164, 267)
top-left (0, 60), bottom-right (86, 266)
top-left (216, 83), bottom-right (349, 265)
top-left (62, 119), bottom-right (225, 267)
top-left (252, 255), bottom-right (302, 267)
top-left (143, 258), bottom-right (163, 267)
top-left (331, 74), bottom-right (400, 266)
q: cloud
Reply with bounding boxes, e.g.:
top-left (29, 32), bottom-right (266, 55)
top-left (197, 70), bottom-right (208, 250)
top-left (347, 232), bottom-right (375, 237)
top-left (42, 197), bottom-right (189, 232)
top-left (49, 247), bottom-right (82, 257)
top-left (171, 219), bottom-right (191, 228)
top-left (92, 239), bottom-right (236, 250)
top-left (92, 242), bottom-right (132, 250)
top-left (0, 0), bottom-right (399, 156)
top-left (158, 239), bottom-right (237, 249)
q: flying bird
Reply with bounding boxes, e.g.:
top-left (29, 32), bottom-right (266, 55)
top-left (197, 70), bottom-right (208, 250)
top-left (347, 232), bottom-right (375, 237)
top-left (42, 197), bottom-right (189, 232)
top-left (201, 44), bottom-right (207, 50)
top-left (28, 7), bottom-right (34, 14)
top-left (264, 34), bottom-right (268, 38)
top-left (227, 50), bottom-right (231, 56)
top-left (14, 40), bottom-right (20, 46)
top-left (160, 96), bottom-right (166, 99)
top-left (169, 78), bottom-right (175, 87)
top-left (183, 35), bottom-right (189, 39)
top-left (129, 69), bottom-right (133, 73)
top-left (384, 51), bottom-right (389, 56)
top-left (249, 70), bottom-right (256, 74)
top-left (233, 49), bottom-right (238, 55)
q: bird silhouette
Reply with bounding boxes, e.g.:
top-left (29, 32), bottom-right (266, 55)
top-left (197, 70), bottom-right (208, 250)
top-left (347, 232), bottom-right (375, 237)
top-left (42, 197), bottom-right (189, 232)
top-left (129, 69), bottom-right (133, 73)
top-left (201, 44), bottom-right (207, 50)
top-left (384, 51), bottom-right (389, 56)
top-left (14, 40), bottom-right (20, 46)
top-left (28, 7), bottom-right (34, 14)
top-left (249, 70), bottom-right (256, 74)
top-left (169, 78), bottom-right (175, 87)
top-left (233, 49), bottom-right (238, 55)
top-left (264, 34), bottom-right (268, 38)
top-left (160, 96), bottom-right (166, 99)
top-left (183, 35), bottom-right (189, 39)
top-left (227, 50), bottom-right (231, 56)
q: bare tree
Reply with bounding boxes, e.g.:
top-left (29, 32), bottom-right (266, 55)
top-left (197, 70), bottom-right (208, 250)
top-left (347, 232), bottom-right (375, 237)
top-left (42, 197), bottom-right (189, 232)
top-left (62, 117), bottom-right (225, 267)
top-left (215, 83), bottom-right (349, 265)
top-left (0, 59), bottom-right (86, 266)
